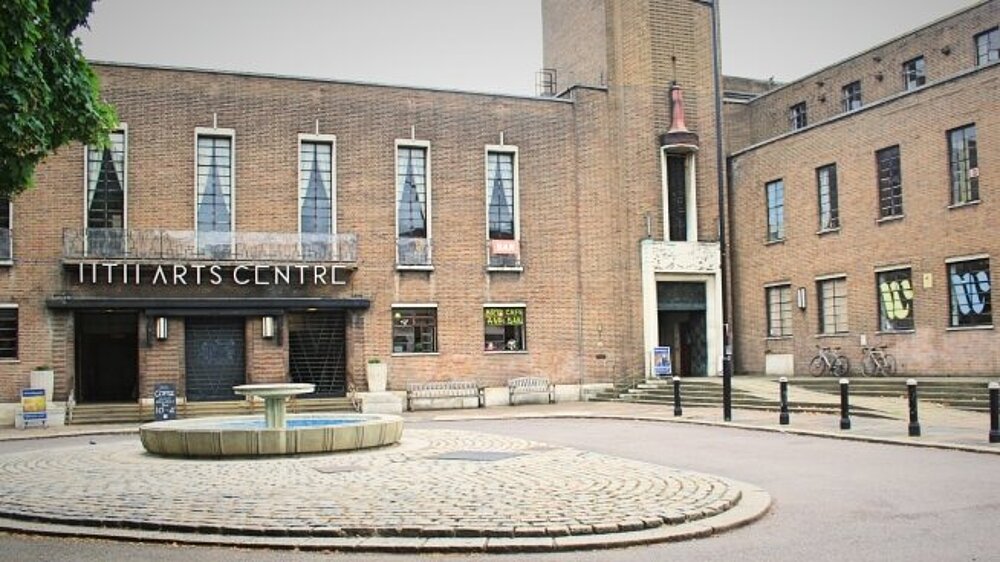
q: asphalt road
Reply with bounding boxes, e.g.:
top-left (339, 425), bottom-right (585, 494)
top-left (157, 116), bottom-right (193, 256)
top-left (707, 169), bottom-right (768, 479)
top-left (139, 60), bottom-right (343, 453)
top-left (1, 418), bottom-right (997, 561)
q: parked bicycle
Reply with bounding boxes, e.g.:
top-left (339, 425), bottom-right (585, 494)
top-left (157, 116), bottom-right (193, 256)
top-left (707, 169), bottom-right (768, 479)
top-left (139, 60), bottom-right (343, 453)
top-left (809, 345), bottom-right (850, 377)
top-left (861, 344), bottom-right (896, 377)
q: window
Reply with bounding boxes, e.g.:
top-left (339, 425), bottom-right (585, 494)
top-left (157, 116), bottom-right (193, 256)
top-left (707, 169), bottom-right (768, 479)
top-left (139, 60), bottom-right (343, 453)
top-left (766, 179), bottom-right (785, 242)
top-left (196, 132), bottom-right (233, 257)
top-left (484, 307), bottom-right (526, 351)
top-left (0, 198), bottom-right (10, 261)
top-left (818, 277), bottom-right (848, 334)
top-left (299, 137), bottom-right (335, 259)
top-left (0, 306), bottom-right (16, 359)
top-left (975, 27), bottom-right (999, 66)
top-left (902, 57), bottom-right (925, 90)
top-left (396, 143), bottom-right (430, 266)
top-left (86, 128), bottom-right (126, 256)
top-left (949, 258), bottom-right (991, 327)
top-left (948, 124), bottom-right (979, 205)
top-left (766, 285), bottom-right (792, 337)
top-left (392, 307), bottom-right (437, 353)
top-left (816, 164), bottom-right (839, 231)
top-left (664, 152), bottom-right (691, 241)
top-left (877, 269), bottom-right (914, 331)
top-left (876, 145), bottom-right (903, 218)
top-left (841, 81), bottom-right (862, 112)
top-left (789, 102), bottom-right (807, 130)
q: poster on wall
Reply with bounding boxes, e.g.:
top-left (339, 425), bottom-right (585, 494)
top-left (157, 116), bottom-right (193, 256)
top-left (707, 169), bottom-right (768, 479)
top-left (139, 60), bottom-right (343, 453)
top-left (652, 346), bottom-right (672, 377)
top-left (21, 388), bottom-right (47, 425)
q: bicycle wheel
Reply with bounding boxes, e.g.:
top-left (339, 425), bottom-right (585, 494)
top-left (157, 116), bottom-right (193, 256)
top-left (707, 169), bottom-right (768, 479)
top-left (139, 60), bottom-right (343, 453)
top-left (861, 354), bottom-right (876, 376)
top-left (833, 355), bottom-right (850, 377)
top-left (809, 356), bottom-right (827, 377)
top-left (883, 354), bottom-right (896, 376)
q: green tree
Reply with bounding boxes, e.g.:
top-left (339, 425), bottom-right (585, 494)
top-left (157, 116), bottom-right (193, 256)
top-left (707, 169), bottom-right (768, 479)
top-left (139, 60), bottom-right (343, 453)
top-left (0, 0), bottom-right (116, 197)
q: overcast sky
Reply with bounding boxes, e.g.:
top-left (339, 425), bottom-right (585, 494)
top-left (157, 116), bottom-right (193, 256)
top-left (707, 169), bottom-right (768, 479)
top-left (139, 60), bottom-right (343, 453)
top-left (78, 0), bottom-right (979, 95)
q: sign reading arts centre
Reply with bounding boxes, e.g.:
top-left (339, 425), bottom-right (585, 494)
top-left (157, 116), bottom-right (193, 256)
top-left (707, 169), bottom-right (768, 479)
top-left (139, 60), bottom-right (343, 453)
top-left (75, 263), bottom-right (348, 286)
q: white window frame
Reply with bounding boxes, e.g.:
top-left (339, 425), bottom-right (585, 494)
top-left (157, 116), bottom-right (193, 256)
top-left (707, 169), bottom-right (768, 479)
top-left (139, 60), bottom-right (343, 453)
top-left (82, 124), bottom-right (128, 256)
top-left (0, 198), bottom-right (13, 265)
top-left (482, 302), bottom-right (528, 353)
top-left (194, 126), bottom-right (236, 242)
top-left (660, 147), bottom-right (698, 242)
top-left (764, 282), bottom-right (793, 338)
top-left (484, 144), bottom-right (520, 242)
top-left (297, 133), bottom-right (338, 237)
top-left (395, 139), bottom-right (432, 268)
top-left (816, 274), bottom-right (849, 335)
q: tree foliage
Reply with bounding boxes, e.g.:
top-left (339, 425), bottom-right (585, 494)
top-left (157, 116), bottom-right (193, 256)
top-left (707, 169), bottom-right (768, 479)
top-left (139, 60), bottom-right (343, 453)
top-left (0, 0), bottom-right (116, 197)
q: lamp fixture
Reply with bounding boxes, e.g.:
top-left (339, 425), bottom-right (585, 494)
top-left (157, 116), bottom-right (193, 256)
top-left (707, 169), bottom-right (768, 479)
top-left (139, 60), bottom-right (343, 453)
top-left (155, 317), bottom-right (169, 340)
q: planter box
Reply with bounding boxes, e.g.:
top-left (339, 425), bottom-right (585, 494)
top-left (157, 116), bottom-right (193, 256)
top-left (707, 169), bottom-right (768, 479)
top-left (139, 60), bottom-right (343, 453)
top-left (366, 363), bottom-right (388, 392)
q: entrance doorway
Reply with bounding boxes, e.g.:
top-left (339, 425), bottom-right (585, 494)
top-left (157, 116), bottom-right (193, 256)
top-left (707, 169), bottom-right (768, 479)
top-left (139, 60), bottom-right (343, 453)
top-left (184, 317), bottom-right (246, 401)
top-left (657, 282), bottom-right (708, 376)
top-left (288, 311), bottom-right (347, 397)
top-left (75, 312), bottom-right (139, 403)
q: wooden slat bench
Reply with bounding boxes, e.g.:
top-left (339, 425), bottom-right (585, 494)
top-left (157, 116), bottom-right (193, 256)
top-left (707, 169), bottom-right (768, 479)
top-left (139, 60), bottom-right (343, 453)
top-left (406, 381), bottom-right (486, 411)
top-left (508, 376), bottom-right (555, 405)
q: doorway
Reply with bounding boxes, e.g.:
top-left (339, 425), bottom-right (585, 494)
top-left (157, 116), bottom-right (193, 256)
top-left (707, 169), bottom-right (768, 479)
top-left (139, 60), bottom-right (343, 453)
top-left (656, 282), bottom-right (708, 376)
top-left (75, 312), bottom-right (139, 403)
top-left (184, 317), bottom-right (246, 401)
top-left (288, 311), bottom-right (347, 397)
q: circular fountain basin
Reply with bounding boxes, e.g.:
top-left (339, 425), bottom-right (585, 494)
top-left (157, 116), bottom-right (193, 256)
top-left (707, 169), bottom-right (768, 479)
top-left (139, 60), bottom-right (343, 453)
top-left (140, 413), bottom-right (403, 458)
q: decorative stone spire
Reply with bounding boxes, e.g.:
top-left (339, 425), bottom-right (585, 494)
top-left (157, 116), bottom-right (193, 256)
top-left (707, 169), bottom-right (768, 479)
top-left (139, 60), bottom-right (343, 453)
top-left (659, 82), bottom-right (700, 150)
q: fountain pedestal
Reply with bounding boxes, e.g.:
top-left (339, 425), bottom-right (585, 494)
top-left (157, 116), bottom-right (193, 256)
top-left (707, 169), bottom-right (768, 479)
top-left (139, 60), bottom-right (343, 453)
top-left (233, 383), bottom-right (315, 428)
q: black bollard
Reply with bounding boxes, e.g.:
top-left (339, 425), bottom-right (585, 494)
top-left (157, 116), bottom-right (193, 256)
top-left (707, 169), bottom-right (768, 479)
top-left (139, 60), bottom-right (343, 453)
top-left (672, 376), bottom-right (682, 417)
top-left (989, 382), bottom-right (1000, 444)
top-left (779, 377), bottom-right (789, 425)
top-left (839, 378), bottom-right (851, 430)
top-left (907, 379), bottom-right (921, 437)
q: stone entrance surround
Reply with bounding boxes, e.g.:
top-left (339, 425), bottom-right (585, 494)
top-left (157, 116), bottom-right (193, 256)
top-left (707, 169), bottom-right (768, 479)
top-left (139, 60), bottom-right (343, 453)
top-left (0, 429), bottom-right (769, 552)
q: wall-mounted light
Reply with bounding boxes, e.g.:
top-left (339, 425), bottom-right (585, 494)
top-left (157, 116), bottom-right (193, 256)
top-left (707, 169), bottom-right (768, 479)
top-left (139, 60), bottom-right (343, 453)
top-left (262, 316), bottom-right (276, 339)
top-left (155, 317), bottom-right (169, 340)
top-left (796, 287), bottom-right (808, 310)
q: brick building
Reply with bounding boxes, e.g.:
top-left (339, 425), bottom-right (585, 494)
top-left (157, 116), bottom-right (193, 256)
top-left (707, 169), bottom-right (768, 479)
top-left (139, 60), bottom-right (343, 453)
top-left (0, 0), bottom-right (996, 424)
top-left (727, 0), bottom-right (999, 376)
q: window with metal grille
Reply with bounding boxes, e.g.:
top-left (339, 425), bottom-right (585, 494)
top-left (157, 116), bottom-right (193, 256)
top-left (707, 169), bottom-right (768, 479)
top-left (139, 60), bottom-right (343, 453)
top-left (487, 151), bottom-right (516, 240)
top-left (818, 277), bottom-right (848, 334)
top-left (789, 102), bottom-right (807, 130)
top-left (841, 81), bottom-right (862, 112)
top-left (86, 130), bottom-right (126, 230)
top-left (949, 258), bottom-right (991, 327)
top-left (948, 124), bottom-right (978, 205)
top-left (0, 198), bottom-right (9, 261)
top-left (902, 57), bottom-right (925, 90)
top-left (392, 307), bottom-right (437, 353)
top-left (877, 269), bottom-right (914, 331)
top-left (0, 306), bottom-right (16, 359)
top-left (876, 145), bottom-right (903, 218)
top-left (766, 179), bottom-right (785, 242)
top-left (484, 307), bottom-right (526, 351)
top-left (396, 145), bottom-right (429, 266)
top-left (196, 135), bottom-right (233, 256)
top-left (816, 164), bottom-right (839, 230)
top-left (299, 140), bottom-right (334, 259)
top-left (975, 27), bottom-right (999, 66)
top-left (766, 285), bottom-right (792, 337)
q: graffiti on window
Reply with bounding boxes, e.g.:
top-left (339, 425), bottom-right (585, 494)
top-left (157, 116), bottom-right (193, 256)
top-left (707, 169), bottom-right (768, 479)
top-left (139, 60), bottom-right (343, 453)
top-left (949, 259), bottom-right (992, 327)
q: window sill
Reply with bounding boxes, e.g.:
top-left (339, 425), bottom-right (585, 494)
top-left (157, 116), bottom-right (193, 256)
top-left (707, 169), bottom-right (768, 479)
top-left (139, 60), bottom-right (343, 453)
top-left (0, 260), bottom-right (12, 267)
top-left (396, 265), bottom-right (434, 272)
top-left (875, 330), bottom-right (915, 335)
top-left (946, 325), bottom-right (993, 332)
top-left (815, 333), bottom-right (850, 338)
top-left (765, 336), bottom-right (793, 341)
top-left (947, 200), bottom-right (981, 210)
top-left (816, 227), bottom-right (840, 236)
top-left (764, 238), bottom-right (785, 246)
top-left (487, 266), bottom-right (524, 273)
top-left (484, 350), bottom-right (529, 355)
top-left (391, 352), bottom-right (440, 357)
top-left (0, 359), bottom-right (20, 364)
top-left (876, 214), bottom-right (904, 224)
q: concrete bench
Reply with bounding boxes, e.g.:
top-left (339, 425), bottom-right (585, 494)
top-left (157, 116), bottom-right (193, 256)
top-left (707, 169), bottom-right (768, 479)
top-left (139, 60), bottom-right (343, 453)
top-left (508, 376), bottom-right (555, 405)
top-left (406, 381), bottom-right (485, 411)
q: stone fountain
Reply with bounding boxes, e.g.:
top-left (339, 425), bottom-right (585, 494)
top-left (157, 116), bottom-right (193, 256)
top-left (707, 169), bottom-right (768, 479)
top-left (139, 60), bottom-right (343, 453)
top-left (140, 383), bottom-right (403, 458)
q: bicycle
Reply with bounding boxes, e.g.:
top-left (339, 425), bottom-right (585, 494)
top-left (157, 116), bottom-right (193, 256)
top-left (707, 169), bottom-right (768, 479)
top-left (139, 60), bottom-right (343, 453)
top-left (809, 345), bottom-right (850, 377)
top-left (861, 345), bottom-right (896, 377)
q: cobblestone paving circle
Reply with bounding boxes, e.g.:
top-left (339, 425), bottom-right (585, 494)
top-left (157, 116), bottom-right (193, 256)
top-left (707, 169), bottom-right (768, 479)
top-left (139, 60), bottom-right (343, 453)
top-left (0, 429), bottom-right (742, 538)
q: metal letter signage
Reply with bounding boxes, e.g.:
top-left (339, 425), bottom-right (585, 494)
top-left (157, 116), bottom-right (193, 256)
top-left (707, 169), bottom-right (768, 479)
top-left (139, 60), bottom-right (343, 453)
top-left (74, 262), bottom-right (347, 287)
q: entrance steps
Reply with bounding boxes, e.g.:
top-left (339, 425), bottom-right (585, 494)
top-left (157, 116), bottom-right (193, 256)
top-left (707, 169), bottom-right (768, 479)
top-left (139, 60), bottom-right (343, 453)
top-left (69, 397), bottom-right (356, 425)
top-left (789, 378), bottom-right (995, 412)
top-left (591, 377), bottom-right (890, 418)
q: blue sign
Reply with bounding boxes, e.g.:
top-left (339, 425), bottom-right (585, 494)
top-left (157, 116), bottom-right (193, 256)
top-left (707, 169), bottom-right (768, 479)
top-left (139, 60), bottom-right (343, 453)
top-left (21, 388), bottom-right (47, 422)
top-left (653, 346), bottom-right (672, 377)
top-left (153, 384), bottom-right (177, 420)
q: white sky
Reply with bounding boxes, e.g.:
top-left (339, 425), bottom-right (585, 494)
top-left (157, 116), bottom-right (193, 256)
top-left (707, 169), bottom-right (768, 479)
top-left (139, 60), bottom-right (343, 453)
top-left (78, 0), bottom-right (979, 95)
